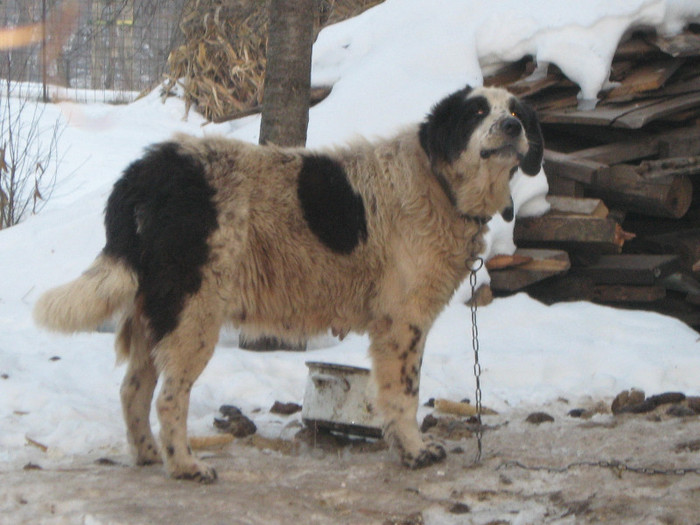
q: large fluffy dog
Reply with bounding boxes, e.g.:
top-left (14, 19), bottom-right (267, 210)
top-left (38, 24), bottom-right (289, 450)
top-left (34, 86), bottom-right (543, 482)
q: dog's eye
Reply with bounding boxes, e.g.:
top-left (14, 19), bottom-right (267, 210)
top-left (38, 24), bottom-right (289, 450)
top-left (510, 110), bottom-right (520, 119)
top-left (476, 108), bottom-right (485, 115)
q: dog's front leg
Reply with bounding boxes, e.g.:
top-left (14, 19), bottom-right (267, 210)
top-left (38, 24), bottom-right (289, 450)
top-left (369, 316), bottom-right (446, 469)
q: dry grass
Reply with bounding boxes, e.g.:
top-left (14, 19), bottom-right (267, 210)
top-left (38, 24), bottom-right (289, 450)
top-left (163, 0), bottom-right (383, 121)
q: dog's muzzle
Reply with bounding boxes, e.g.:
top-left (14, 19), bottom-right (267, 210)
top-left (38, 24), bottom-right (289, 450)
top-left (480, 117), bottom-right (526, 160)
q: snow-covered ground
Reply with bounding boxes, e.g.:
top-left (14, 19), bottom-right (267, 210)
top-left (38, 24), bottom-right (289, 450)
top-left (1, 0), bottom-right (700, 470)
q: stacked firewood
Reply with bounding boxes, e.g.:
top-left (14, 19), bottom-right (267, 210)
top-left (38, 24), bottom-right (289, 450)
top-left (486, 26), bottom-right (700, 329)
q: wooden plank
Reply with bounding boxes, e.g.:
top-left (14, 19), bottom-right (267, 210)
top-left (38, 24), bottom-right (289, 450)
top-left (658, 127), bottom-right (700, 157)
top-left (607, 58), bottom-right (684, 99)
top-left (545, 196), bottom-right (609, 218)
top-left (570, 135), bottom-right (660, 164)
top-left (514, 215), bottom-right (627, 252)
top-left (545, 174), bottom-right (585, 198)
top-left (614, 36), bottom-right (658, 59)
top-left (637, 156), bottom-right (700, 178)
top-left (571, 126), bottom-right (700, 164)
top-left (484, 58), bottom-right (531, 87)
top-left (579, 254), bottom-right (680, 286)
top-left (643, 229), bottom-right (700, 273)
top-left (652, 32), bottom-right (700, 57)
top-left (539, 91), bottom-right (700, 128)
top-left (615, 91), bottom-right (700, 128)
top-left (489, 249), bottom-right (570, 293)
top-left (591, 165), bottom-right (693, 218)
top-left (592, 285), bottom-right (666, 303)
top-left (539, 105), bottom-right (627, 127)
top-left (543, 149), bottom-right (603, 184)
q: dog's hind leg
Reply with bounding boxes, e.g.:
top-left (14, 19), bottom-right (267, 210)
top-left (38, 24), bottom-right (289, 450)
top-left (117, 312), bottom-right (161, 466)
top-left (153, 294), bottom-right (224, 483)
top-left (369, 316), bottom-right (446, 469)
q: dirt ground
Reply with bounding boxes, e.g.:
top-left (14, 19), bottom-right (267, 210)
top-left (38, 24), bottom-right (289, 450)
top-left (2, 400), bottom-right (700, 525)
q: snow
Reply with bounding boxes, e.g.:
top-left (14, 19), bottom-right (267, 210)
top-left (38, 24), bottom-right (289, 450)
top-left (1, 0), bottom-right (700, 470)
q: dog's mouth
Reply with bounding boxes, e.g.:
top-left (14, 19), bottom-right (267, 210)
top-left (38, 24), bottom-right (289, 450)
top-left (480, 144), bottom-right (524, 160)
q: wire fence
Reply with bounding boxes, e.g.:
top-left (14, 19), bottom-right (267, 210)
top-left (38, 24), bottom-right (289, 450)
top-left (0, 0), bottom-right (186, 103)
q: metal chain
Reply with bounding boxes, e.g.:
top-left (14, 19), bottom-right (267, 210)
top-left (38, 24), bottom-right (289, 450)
top-left (468, 249), bottom-right (485, 463)
top-left (469, 258), bottom-right (484, 462)
top-left (497, 459), bottom-right (700, 477)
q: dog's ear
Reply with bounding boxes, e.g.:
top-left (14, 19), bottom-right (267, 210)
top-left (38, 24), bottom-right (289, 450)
top-left (501, 195), bottom-right (514, 222)
top-left (510, 99), bottom-right (543, 176)
top-left (420, 85), bottom-right (481, 164)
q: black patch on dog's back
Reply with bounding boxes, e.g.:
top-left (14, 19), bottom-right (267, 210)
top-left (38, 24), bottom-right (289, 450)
top-left (104, 142), bottom-right (218, 341)
top-left (297, 155), bottom-right (367, 254)
top-left (419, 86), bottom-right (489, 164)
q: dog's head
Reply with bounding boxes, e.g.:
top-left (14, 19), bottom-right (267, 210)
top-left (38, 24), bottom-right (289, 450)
top-left (419, 86), bottom-right (543, 222)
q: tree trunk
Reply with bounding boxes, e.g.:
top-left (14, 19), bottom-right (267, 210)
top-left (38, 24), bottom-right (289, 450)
top-left (259, 0), bottom-right (315, 147)
top-left (241, 0), bottom-right (314, 351)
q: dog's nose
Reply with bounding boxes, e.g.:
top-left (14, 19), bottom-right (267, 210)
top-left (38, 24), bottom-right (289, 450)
top-left (501, 117), bottom-right (522, 138)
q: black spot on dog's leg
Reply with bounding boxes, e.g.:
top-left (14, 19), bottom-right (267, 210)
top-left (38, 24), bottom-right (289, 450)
top-left (104, 142), bottom-right (219, 341)
top-left (297, 155), bottom-right (368, 254)
top-left (407, 325), bottom-right (422, 353)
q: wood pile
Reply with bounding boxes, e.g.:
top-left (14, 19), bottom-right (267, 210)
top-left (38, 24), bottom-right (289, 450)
top-left (485, 26), bottom-right (700, 330)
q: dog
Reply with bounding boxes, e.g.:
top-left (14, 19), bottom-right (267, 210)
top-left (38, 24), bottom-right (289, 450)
top-left (34, 85), bottom-right (543, 482)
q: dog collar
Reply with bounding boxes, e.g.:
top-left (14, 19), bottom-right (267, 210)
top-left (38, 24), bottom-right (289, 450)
top-left (461, 214), bottom-right (490, 225)
top-left (430, 167), bottom-right (491, 226)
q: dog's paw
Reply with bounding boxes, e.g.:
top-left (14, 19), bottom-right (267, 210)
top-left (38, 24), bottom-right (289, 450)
top-left (135, 443), bottom-right (162, 466)
top-left (170, 460), bottom-right (218, 484)
top-left (401, 441), bottom-right (447, 469)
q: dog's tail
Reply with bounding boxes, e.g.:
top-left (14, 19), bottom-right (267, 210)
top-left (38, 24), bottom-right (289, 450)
top-left (34, 254), bottom-right (137, 333)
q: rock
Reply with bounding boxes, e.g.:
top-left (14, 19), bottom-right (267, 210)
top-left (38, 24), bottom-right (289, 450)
top-left (219, 405), bottom-right (244, 418)
top-left (526, 412), bottom-right (554, 424)
top-left (448, 502), bottom-right (471, 514)
top-left (214, 405), bottom-right (257, 437)
top-left (577, 401), bottom-right (610, 420)
top-left (94, 458), bottom-right (119, 466)
top-left (270, 401), bottom-right (302, 415)
top-left (666, 405), bottom-right (696, 418)
top-left (617, 400), bottom-right (657, 414)
top-left (611, 388), bottom-right (645, 414)
top-left (686, 396), bottom-right (700, 414)
top-left (568, 408), bottom-right (585, 418)
top-left (445, 419), bottom-right (474, 439)
top-left (420, 414), bottom-right (439, 433)
top-left (613, 390), bottom-right (689, 416)
top-left (647, 392), bottom-right (685, 407)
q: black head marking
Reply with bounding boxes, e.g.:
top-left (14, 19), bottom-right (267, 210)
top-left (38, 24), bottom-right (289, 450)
top-left (298, 155), bottom-right (368, 254)
top-left (509, 98), bottom-right (543, 176)
top-left (104, 142), bottom-right (219, 341)
top-left (419, 86), bottom-right (491, 164)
